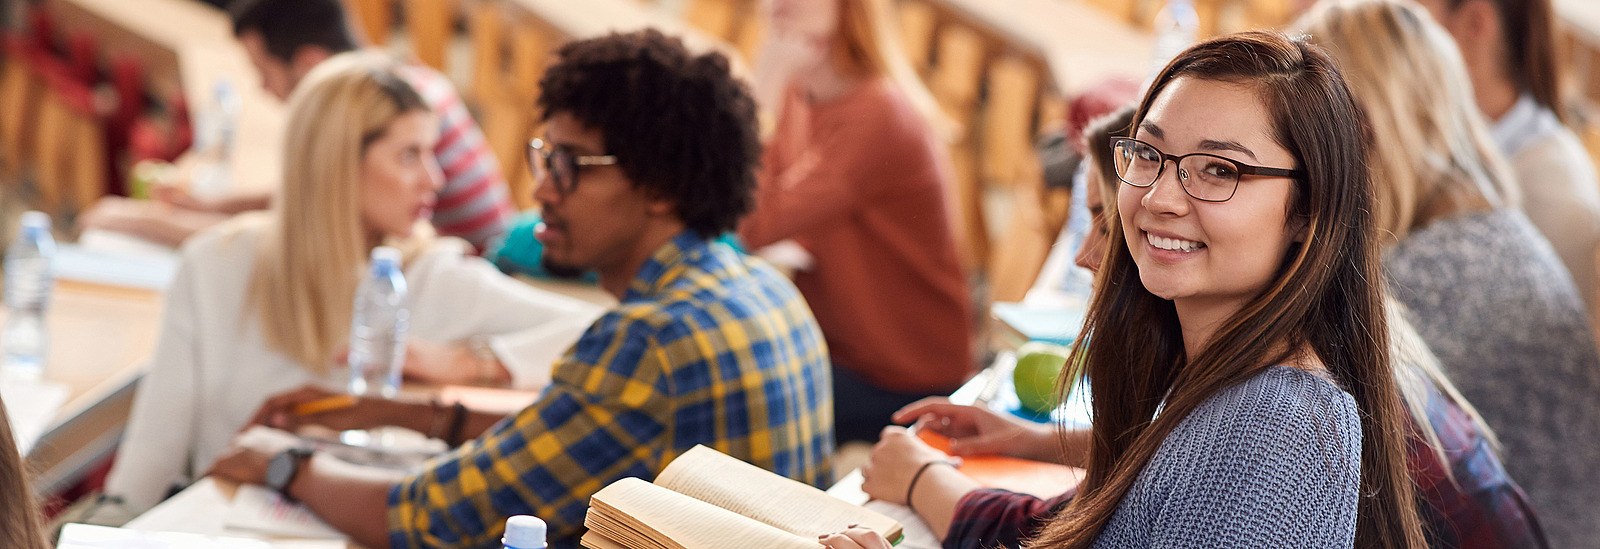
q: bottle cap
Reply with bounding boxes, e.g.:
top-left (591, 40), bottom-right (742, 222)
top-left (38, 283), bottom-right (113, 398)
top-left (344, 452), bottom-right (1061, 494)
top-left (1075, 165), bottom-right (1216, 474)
top-left (370, 246), bottom-right (402, 266)
top-left (19, 211), bottom-right (49, 231)
top-left (502, 515), bottom-right (547, 548)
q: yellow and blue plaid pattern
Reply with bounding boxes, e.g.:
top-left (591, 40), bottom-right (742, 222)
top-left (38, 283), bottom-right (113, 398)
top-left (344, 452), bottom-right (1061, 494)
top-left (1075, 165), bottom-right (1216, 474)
top-left (387, 232), bottom-right (834, 548)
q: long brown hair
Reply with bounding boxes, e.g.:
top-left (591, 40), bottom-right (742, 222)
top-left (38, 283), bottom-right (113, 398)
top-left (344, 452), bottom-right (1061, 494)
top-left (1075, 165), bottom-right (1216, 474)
top-left (1030, 32), bottom-right (1425, 548)
top-left (1448, 0), bottom-right (1566, 119)
top-left (0, 396), bottom-right (48, 549)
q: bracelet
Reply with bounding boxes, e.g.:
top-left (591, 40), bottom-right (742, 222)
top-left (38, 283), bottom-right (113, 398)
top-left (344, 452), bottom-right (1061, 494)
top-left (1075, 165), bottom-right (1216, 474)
top-left (444, 402), bottom-right (469, 447)
top-left (905, 459), bottom-right (958, 514)
top-left (426, 399), bottom-right (448, 440)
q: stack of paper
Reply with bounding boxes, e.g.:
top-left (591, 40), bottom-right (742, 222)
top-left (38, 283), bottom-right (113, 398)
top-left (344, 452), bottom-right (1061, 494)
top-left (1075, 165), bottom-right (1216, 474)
top-left (57, 523), bottom-right (343, 548)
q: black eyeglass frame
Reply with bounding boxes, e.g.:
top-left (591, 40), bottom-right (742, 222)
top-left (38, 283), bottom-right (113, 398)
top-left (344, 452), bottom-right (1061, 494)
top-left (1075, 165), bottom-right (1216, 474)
top-left (527, 138), bottom-right (619, 196)
top-left (1109, 137), bottom-right (1307, 203)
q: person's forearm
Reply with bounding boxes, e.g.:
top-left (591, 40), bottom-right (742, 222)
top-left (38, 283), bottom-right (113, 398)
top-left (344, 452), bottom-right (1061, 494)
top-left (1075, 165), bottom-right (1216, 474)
top-left (909, 463), bottom-right (982, 541)
top-left (1033, 427), bottom-right (1091, 468)
top-left (289, 454), bottom-right (405, 549)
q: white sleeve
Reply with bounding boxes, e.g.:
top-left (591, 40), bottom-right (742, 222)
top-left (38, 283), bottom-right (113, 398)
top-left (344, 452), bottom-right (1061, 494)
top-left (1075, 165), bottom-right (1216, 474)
top-left (102, 251), bottom-right (204, 513)
top-left (409, 250), bottom-right (605, 389)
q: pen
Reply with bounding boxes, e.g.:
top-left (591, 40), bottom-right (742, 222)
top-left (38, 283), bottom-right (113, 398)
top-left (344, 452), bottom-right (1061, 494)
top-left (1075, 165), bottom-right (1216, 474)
top-left (291, 394), bottom-right (358, 416)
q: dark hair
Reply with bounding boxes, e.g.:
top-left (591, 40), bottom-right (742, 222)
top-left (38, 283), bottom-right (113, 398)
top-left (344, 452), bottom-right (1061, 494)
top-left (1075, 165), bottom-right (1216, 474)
top-left (228, 0), bottom-right (359, 62)
top-left (1082, 105), bottom-right (1135, 198)
top-left (0, 396), bottom-right (47, 549)
top-left (1448, 0), bottom-right (1565, 117)
top-left (1030, 31), bottom-right (1425, 549)
top-left (537, 29), bottom-right (760, 237)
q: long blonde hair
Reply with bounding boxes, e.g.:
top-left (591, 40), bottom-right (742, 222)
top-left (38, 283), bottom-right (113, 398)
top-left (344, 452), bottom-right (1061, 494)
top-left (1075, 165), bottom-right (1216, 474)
top-left (833, 0), bottom-right (954, 138)
top-left (248, 51), bottom-right (434, 372)
top-left (1296, 0), bottom-right (1517, 242)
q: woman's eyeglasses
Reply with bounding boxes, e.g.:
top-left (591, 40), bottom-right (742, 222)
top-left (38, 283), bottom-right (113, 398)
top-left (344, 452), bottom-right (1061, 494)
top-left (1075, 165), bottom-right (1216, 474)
top-left (1110, 137), bottom-right (1305, 202)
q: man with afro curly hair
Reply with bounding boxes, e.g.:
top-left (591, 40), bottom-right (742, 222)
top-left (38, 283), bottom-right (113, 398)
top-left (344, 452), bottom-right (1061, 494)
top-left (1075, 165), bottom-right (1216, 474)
top-left (208, 30), bottom-right (835, 549)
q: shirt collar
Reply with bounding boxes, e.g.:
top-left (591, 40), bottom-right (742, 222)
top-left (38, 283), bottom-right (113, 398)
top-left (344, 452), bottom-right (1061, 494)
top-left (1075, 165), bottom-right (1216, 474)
top-left (624, 231), bottom-right (715, 301)
top-left (1491, 93), bottom-right (1554, 156)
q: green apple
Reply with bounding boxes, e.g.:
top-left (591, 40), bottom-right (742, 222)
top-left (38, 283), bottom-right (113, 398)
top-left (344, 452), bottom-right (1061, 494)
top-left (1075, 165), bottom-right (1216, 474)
top-left (1013, 341), bottom-right (1071, 414)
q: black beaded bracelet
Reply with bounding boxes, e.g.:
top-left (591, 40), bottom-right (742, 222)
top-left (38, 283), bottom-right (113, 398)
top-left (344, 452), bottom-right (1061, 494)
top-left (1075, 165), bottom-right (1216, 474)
top-left (444, 402), bottom-right (468, 447)
top-left (906, 459), bottom-right (958, 514)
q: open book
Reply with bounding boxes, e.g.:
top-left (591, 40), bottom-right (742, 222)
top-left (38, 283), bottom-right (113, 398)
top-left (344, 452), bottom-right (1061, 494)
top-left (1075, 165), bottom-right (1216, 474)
top-left (581, 445), bottom-right (903, 549)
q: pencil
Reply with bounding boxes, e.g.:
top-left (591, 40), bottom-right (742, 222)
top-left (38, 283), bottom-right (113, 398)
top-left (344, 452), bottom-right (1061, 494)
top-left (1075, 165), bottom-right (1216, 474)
top-left (292, 394), bottom-right (358, 416)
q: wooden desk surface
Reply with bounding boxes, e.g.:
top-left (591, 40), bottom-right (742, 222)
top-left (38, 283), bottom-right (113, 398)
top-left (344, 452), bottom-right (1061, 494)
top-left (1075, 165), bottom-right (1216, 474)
top-left (13, 280), bottom-right (162, 494)
top-left (923, 0), bottom-right (1154, 97)
top-left (47, 0), bottom-right (286, 196)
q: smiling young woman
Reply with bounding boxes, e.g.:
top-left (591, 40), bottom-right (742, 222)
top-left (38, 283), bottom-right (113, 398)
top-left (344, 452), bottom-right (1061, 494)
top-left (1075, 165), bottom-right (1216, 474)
top-left (823, 31), bottom-right (1426, 549)
top-left (1025, 31), bottom-right (1424, 548)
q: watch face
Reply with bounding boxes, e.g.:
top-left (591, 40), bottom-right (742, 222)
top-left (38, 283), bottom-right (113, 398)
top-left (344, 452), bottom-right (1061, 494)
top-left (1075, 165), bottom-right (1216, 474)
top-left (265, 450), bottom-right (298, 492)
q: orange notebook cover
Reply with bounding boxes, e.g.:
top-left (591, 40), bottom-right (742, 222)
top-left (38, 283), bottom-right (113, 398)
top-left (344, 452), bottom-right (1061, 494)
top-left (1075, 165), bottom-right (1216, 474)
top-left (917, 431), bottom-right (1085, 498)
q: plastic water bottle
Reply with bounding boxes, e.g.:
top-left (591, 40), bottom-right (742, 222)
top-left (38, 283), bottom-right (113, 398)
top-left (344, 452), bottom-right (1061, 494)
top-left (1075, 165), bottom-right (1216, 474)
top-left (1149, 0), bottom-right (1200, 76)
top-left (2, 212), bottom-right (55, 381)
top-left (347, 247), bottom-right (408, 398)
top-left (502, 515), bottom-right (547, 549)
top-left (191, 79), bottom-right (240, 198)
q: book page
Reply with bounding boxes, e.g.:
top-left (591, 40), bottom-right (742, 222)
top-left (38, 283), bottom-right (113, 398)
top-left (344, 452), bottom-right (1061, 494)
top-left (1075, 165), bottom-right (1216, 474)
top-left (587, 477), bottom-right (818, 549)
top-left (222, 485), bottom-right (344, 540)
top-left (654, 446), bottom-right (902, 542)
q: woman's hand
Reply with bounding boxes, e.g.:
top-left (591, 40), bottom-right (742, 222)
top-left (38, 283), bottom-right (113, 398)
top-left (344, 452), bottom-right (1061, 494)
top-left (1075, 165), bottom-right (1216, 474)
top-left (818, 526), bottom-right (894, 549)
top-left (752, 27), bottom-right (828, 109)
top-left (893, 397), bottom-right (1058, 461)
top-left (859, 426), bottom-right (958, 504)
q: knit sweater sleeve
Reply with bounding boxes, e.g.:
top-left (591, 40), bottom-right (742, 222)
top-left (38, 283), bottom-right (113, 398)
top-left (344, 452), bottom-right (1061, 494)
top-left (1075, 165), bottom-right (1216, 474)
top-left (1095, 367), bottom-right (1362, 548)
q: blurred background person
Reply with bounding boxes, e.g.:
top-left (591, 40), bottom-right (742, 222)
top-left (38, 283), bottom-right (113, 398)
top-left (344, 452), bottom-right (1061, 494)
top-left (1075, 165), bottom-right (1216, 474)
top-left (739, 0), bottom-right (973, 443)
top-left (1414, 0), bottom-right (1600, 324)
top-left (1301, 1), bottom-right (1600, 545)
top-left (79, 0), bottom-right (514, 252)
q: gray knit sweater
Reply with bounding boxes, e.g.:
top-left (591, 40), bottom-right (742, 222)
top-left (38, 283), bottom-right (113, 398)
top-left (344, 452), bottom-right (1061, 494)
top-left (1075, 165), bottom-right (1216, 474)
top-left (1385, 208), bottom-right (1600, 549)
top-left (1089, 366), bottom-right (1360, 548)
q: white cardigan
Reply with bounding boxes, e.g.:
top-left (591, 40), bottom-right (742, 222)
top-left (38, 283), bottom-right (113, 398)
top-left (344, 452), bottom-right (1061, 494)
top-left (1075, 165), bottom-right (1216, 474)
top-left (103, 219), bottom-right (604, 512)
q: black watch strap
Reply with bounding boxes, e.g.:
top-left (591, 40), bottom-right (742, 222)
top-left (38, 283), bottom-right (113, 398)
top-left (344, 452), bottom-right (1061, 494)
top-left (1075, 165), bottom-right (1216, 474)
top-left (267, 447), bottom-right (315, 501)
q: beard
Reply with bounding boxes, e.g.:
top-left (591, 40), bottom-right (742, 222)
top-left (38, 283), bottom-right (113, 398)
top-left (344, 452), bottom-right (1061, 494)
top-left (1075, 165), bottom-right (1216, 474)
top-left (540, 257), bottom-right (589, 280)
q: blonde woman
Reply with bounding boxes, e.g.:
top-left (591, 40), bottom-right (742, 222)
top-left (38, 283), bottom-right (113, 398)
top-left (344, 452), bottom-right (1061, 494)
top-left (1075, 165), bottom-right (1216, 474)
top-left (740, 0), bottom-right (972, 442)
top-left (103, 52), bottom-right (602, 513)
top-left (1300, 1), bottom-right (1600, 546)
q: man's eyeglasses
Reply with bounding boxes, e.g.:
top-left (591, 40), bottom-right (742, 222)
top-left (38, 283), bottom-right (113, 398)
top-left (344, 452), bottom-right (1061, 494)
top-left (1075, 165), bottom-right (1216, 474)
top-left (1110, 137), bottom-right (1305, 202)
top-left (527, 138), bottom-right (619, 196)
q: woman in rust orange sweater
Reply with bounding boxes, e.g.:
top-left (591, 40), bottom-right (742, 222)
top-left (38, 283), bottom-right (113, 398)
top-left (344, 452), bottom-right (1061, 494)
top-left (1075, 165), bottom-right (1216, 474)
top-left (741, 0), bottom-right (973, 443)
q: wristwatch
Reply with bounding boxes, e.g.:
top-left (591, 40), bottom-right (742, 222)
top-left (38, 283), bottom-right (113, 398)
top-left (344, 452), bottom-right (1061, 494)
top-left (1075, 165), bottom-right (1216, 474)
top-left (265, 447), bottom-right (315, 501)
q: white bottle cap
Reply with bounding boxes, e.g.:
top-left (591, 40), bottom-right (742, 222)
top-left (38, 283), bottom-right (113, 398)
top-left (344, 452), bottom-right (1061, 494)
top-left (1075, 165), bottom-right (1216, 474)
top-left (370, 246), bottom-right (402, 267)
top-left (502, 515), bottom-right (547, 548)
top-left (19, 211), bottom-right (49, 231)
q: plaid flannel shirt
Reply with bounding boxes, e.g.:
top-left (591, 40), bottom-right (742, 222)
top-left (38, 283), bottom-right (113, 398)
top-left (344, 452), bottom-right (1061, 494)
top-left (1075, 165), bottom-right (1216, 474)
top-left (944, 379), bottom-right (1547, 549)
top-left (387, 232), bottom-right (834, 548)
